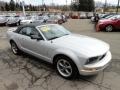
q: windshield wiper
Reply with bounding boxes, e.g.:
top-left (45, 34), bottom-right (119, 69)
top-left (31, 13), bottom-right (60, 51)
top-left (49, 34), bottom-right (69, 40)
top-left (49, 36), bottom-right (59, 40)
top-left (59, 34), bottom-right (69, 38)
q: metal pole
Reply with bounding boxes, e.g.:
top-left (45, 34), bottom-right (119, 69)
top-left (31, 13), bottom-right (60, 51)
top-left (52, 0), bottom-right (54, 9)
top-left (66, 0), bottom-right (67, 10)
top-left (116, 0), bottom-right (120, 13)
top-left (22, 1), bottom-right (26, 16)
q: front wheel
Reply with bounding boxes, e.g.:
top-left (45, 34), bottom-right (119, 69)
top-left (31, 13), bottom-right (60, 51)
top-left (55, 56), bottom-right (78, 79)
top-left (11, 41), bottom-right (20, 55)
top-left (105, 25), bottom-right (113, 32)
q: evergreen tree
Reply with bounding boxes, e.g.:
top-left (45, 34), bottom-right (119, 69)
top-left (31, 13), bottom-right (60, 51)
top-left (71, 0), bottom-right (95, 11)
top-left (1, 6), bottom-right (4, 11)
top-left (9, 0), bottom-right (15, 11)
top-left (19, 2), bottom-right (23, 10)
top-left (5, 3), bottom-right (9, 11)
top-left (15, 2), bottom-right (20, 11)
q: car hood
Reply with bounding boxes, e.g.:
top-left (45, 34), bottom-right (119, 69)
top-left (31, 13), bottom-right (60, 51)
top-left (7, 19), bottom-right (18, 23)
top-left (99, 19), bottom-right (112, 23)
top-left (0, 19), bottom-right (7, 23)
top-left (52, 34), bottom-right (109, 57)
top-left (21, 20), bottom-right (33, 22)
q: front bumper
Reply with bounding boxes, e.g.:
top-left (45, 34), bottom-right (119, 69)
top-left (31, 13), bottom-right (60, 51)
top-left (96, 23), bottom-right (106, 32)
top-left (7, 22), bottom-right (17, 25)
top-left (79, 51), bottom-right (112, 75)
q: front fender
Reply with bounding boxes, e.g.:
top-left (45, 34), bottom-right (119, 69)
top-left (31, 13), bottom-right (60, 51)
top-left (51, 48), bottom-right (86, 71)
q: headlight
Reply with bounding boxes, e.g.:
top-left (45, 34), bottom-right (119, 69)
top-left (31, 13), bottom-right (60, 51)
top-left (98, 21), bottom-right (104, 25)
top-left (85, 53), bottom-right (106, 64)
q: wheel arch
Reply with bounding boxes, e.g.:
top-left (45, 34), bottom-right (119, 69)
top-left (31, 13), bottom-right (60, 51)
top-left (10, 39), bottom-right (15, 44)
top-left (105, 24), bottom-right (114, 31)
top-left (52, 50), bottom-right (82, 73)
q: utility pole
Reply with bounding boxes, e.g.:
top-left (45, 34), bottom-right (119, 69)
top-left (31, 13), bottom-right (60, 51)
top-left (66, 0), bottom-right (67, 10)
top-left (116, 0), bottom-right (120, 13)
top-left (104, 0), bottom-right (107, 13)
top-left (22, 1), bottom-right (26, 16)
top-left (51, 0), bottom-right (55, 10)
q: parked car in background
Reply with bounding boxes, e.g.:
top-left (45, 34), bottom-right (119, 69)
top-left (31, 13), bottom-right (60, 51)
top-left (6, 16), bottom-right (21, 26)
top-left (96, 14), bottom-right (120, 32)
top-left (31, 15), bottom-right (49, 24)
top-left (0, 16), bottom-right (8, 26)
top-left (80, 13), bottom-right (87, 19)
top-left (20, 16), bottom-right (35, 25)
top-left (7, 23), bottom-right (111, 79)
top-left (100, 14), bottom-right (116, 20)
top-left (100, 13), bottom-right (116, 19)
top-left (47, 15), bottom-right (63, 24)
top-left (87, 13), bottom-right (93, 19)
top-left (91, 13), bottom-right (117, 22)
top-left (71, 15), bottom-right (79, 19)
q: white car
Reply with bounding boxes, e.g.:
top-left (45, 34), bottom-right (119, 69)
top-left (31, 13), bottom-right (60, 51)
top-left (20, 16), bottom-right (35, 25)
top-left (7, 24), bottom-right (112, 79)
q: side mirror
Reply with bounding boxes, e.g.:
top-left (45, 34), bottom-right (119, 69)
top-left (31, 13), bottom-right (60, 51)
top-left (30, 35), bottom-right (43, 40)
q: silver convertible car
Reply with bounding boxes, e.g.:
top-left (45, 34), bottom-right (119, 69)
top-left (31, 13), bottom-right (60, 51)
top-left (7, 23), bottom-right (112, 79)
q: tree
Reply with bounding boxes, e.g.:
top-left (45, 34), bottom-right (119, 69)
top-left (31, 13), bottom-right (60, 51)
top-left (19, 2), bottom-right (23, 10)
top-left (15, 2), bottom-right (20, 11)
top-left (29, 4), bottom-right (32, 11)
top-left (5, 3), bottom-right (9, 11)
top-left (1, 6), bottom-right (4, 11)
top-left (9, 0), bottom-right (15, 11)
top-left (71, 0), bottom-right (95, 11)
top-left (71, 3), bottom-right (79, 11)
top-left (88, 0), bottom-right (95, 11)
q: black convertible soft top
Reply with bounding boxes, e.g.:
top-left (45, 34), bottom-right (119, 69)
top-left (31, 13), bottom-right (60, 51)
top-left (15, 22), bottom-right (56, 33)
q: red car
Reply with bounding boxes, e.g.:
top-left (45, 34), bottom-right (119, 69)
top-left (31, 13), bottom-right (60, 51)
top-left (96, 15), bottom-right (120, 32)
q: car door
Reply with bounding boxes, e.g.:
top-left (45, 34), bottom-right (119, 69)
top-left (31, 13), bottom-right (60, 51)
top-left (117, 19), bottom-right (120, 29)
top-left (18, 26), bottom-right (51, 61)
top-left (114, 15), bottom-right (120, 29)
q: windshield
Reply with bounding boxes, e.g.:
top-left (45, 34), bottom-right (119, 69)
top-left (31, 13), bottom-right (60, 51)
top-left (37, 16), bottom-right (43, 20)
top-left (0, 16), bottom-right (5, 20)
top-left (8, 16), bottom-right (16, 20)
top-left (104, 15), bottom-right (114, 19)
top-left (26, 16), bottom-right (32, 20)
top-left (108, 15), bottom-right (120, 19)
top-left (38, 25), bottom-right (71, 40)
top-left (20, 16), bottom-right (26, 20)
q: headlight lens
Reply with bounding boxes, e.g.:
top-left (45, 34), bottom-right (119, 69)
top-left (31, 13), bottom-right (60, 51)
top-left (86, 53), bottom-right (106, 64)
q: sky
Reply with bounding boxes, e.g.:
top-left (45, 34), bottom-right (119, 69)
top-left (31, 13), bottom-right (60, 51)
top-left (96, 0), bottom-right (118, 5)
top-left (1, 0), bottom-right (118, 5)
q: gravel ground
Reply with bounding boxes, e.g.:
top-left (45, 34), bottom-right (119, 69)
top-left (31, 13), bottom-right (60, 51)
top-left (0, 19), bottom-right (120, 90)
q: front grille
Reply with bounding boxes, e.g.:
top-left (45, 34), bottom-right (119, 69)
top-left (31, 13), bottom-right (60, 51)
top-left (86, 53), bottom-right (106, 64)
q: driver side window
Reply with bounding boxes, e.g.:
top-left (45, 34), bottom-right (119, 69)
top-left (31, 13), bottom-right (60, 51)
top-left (19, 27), bottom-right (41, 37)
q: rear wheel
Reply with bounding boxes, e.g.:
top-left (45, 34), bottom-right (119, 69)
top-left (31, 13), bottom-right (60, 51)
top-left (55, 56), bottom-right (78, 79)
top-left (105, 25), bottom-right (113, 32)
top-left (10, 41), bottom-right (20, 55)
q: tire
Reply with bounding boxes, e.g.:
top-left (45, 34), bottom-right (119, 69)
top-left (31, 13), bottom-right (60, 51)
top-left (55, 56), bottom-right (78, 79)
top-left (10, 41), bottom-right (20, 55)
top-left (105, 25), bottom-right (113, 32)
top-left (58, 20), bottom-right (62, 24)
